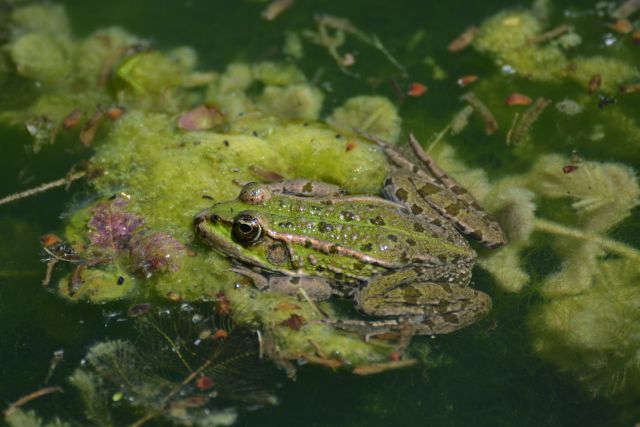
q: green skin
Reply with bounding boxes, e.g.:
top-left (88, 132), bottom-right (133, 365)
top-left (195, 134), bottom-right (506, 335)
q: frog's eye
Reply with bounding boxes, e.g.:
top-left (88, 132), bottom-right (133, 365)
top-left (232, 214), bottom-right (262, 244)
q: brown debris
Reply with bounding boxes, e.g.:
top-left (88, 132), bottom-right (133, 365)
top-left (345, 139), bottom-right (357, 152)
top-left (460, 92), bottom-right (499, 135)
top-left (507, 97), bottom-right (551, 145)
top-left (457, 75), bottom-right (478, 87)
top-left (261, 0), bottom-right (293, 21)
top-left (62, 110), bottom-right (84, 129)
top-left (195, 375), bottom-right (214, 391)
top-left (611, 19), bottom-right (634, 34)
top-left (562, 165), bottom-right (579, 174)
top-left (127, 303), bottom-right (152, 317)
top-left (275, 301), bottom-right (302, 311)
top-left (80, 108), bottom-right (105, 146)
top-left (633, 29), bottom-right (640, 43)
top-left (527, 24), bottom-right (572, 44)
top-left (588, 74), bottom-right (602, 94)
top-left (612, 0), bottom-right (640, 19)
top-left (352, 359), bottom-right (417, 375)
top-left (213, 329), bottom-right (229, 339)
top-left (281, 314), bottom-right (306, 331)
top-left (407, 82), bottom-right (428, 97)
top-left (215, 291), bottom-right (231, 316)
top-left (166, 291), bottom-right (182, 301)
top-left (40, 234), bottom-right (62, 247)
top-left (505, 93), bottom-right (533, 106)
top-left (448, 26), bottom-right (478, 52)
top-left (106, 106), bottom-right (125, 121)
top-left (249, 165), bottom-right (285, 182)
top-left (620, 83), bottom-right (640, 93)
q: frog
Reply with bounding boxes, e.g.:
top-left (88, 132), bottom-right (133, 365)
top-left (194, 132), bottom-right (506, 336)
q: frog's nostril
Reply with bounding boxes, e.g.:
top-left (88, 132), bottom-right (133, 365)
top-left (210, 214), bottom-right (220, 223)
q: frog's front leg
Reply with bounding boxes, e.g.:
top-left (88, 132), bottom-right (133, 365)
top-left (229, 265), bottom-right (333, 301)
top-left (355, 265), bottom-right (492, 335)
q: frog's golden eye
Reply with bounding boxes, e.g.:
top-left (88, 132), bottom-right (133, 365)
top-left (232, 214), bottom-right (262, 244)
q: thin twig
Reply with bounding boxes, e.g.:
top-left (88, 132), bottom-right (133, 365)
top-left (3, 386), bottom-right (63, 417)
top-left (0, 171), bottom-right (86, 207)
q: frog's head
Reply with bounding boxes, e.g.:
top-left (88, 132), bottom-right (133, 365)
top-left (194, 183), bottom-right (290, 271)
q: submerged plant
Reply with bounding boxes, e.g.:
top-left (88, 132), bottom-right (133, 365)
top-left (70, 303), bottom-right (278, 426)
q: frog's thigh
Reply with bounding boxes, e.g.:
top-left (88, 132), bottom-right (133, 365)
top-left (266, 276), bottom-right (333, 301)
top-left (355, 270), bottom-right (491, 334)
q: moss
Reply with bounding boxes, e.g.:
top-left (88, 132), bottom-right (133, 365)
top-left (252, 61), bottom-right (306, 86)
top-left (7, 32), bottom-right (73, 84)
top-left (474, 9), bottom-right (639, 88)
top-left (10, 4), bottom-right (70, 38)
top-left (326, 95), bottom-right (402, 143)
top-left (116, 51), bottom-right (188, 95)
top-left (530, 259), bottom-right (640, 397)
top-left (258, 84), bottom-right (324, 121)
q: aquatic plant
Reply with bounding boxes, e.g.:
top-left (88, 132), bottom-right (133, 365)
top-left (69, 303), bottom-right (277, 426)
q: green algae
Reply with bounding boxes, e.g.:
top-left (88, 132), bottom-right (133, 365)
top-left (474, 10), bottom-right (639, 90)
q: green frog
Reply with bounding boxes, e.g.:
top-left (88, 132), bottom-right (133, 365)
top-left (194, 133), bottom-right (506, 335)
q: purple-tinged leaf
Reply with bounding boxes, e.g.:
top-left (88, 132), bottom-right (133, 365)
top-left (177, 105), bottom-right (224, 130)
top-left (87, 197), bottom-right (144, 258)
top-left (130, 232), bottom-right (186, 277)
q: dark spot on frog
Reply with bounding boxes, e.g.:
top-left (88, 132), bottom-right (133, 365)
top-left (413, 223), bottom-right (425, 232)
top-left (335, 134), bottom-right (342, 139)
top-left (387, 234), bottom-right (398, 242)
top-left (223, 140), bottom-right (229, 146)
top-left (394, 188), bottom-right (409, 202)
top-left (417, 182), bottom-right (441, 197)
top-left (302, 182), bottom-right (314, 193)
top-left (202, 194), bottom-right (214, 200)
top-left (445, 203), bottom-right (460, 216)
top-left (329, 245), bottom-right (339, 254)
top-left (411, 204), bottom-right (424, 215)
top-left (360, 243), bottom-right (373, 252)
top-left (443, 313), bottom-right (460, 324)
top-left (117, 276), bottom-right (125, 285)
top-left (290, 277), bottom-right (301, 285)
top-left (369, 216), bottom-right (385, 226)
top-left (304, 239), bottom-right (313, 248)
top-left (469, 229), bottom-right (484, 241)
top-left (400, 252), bottom-right (410, 263)
top-left (303, 122), bottom-right (309, 127)
top-left (342, 211), bottom-right (356, 221)
top-left (321, 200), bottom-right (334, 206)
top-left (267, 243), bottom-right (288, 265)
top-left (406, 238), bottom-right (416, 246)
top-left (403, 286), bottom-right (422, 303)
top-left (252, 130), bottom-right (258, 137)
top-left (318, 222), bottom-right (333, 232)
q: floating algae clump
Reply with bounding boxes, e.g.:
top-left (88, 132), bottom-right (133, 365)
top-left (0, 3), bottom-right (414, 371)
top-left (474, 9), bottom-right (639, 89)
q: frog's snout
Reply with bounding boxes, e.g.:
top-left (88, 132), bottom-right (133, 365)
top-left (194, 211), bottom-right (219, 227)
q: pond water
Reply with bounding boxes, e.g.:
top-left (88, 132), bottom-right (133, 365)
top-left (1, 0), bottom-right (639, 426)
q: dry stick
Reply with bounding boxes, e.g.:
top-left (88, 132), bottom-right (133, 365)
top-left (613, 0), bottom-right (640, 19)
top-left (0, 171), bottom-right (86, 207)
top-left (534, 218), bottom-right (640, 261)
top-left (527, 24), bottom-right (572, 44)
top-left (460, 92), bottom-right (499, 135)
top-left (3, 386), bottom-right (63, 417)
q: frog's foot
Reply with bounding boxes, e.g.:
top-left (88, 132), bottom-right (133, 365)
top-left (355, 279), bottom-right (492, 335)
top-left (229, 266), bottom-right (333, 301)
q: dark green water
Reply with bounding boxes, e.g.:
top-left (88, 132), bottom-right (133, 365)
top-left (1, 1), bottom-right (639, 426)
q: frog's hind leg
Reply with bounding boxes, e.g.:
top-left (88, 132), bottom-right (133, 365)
top-left (354, 266), bottom-right (491, 335)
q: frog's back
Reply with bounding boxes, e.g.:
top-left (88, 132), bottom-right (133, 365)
top-left (263, 194), bottom-right (474, 279)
